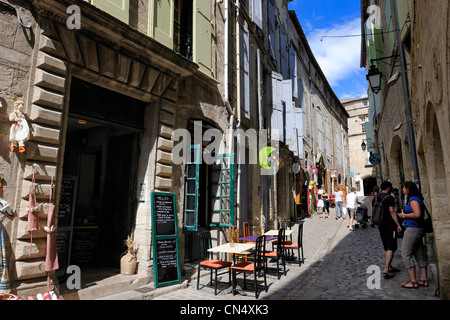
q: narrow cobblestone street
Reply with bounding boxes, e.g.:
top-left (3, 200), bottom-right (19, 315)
top-left (143, 212), bottom-right (439, 301)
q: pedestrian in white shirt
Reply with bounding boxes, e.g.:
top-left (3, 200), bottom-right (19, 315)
top-left (334, 187), bottom-right (344, 219)
top-left (346, 187), bottom-right (359, 231)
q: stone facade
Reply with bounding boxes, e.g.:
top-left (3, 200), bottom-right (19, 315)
top-left (342, 97), bottom-right (377, 196)
top-left (0, 0), bottom-right (349, 299)
top-left (361, 0), bottom-right (450, 299)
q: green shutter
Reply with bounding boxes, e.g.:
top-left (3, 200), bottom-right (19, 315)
top-left (183, 145), bottom-right (201, 231)
top-left (397, 0), bottom-right (410, 39)
top-left (149, 0), bottom-right (174, 49)
top-left (91, 0), bottom-right (129, 24)
top-left (210, 153), bottom-right (235, 228)
top-left (193, 0), bottom-right (212, 74)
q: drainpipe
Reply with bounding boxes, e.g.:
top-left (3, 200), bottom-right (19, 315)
top-left (257, 49), bottom-right (268, 231)
top-left (391, 0), bottom-right (421, 188)
top-left (235, 0), bottom-right (241, 228)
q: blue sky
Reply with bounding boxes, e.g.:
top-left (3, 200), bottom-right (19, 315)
top-left (289, 0), bottom-right (368, 100)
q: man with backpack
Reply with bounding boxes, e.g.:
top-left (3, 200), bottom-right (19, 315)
top-left (373, 181), bottom-right (403, 279)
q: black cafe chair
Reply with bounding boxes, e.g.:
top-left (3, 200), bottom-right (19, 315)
top-left (230, 235), bottom-right (267, 299)
top-left (284, 221), bottom-right (305, 266)
top-left (197, 231), bottom-right (232, 296)
top-left (272, 219), bottom-right (292, 251)
top-left (260, 228), bottom-right (286, 279)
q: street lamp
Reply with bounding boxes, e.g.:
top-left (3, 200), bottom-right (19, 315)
top-left (366, 65), bottom-right (382, 94)
top-left (361, 141), bottom-right (367, 151)
top-left (393, 119), bottom-right (416, 132)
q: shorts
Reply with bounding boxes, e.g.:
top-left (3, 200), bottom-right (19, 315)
top-left (347, 208), bottom-right (356, 218)
top-left (379, 227), bottom-right (398, 252)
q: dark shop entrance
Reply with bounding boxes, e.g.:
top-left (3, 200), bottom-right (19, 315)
top-left (57, 78), bottom-right (146, 274)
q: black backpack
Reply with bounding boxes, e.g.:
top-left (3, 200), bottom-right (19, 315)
top-left (372, 194), bottom-right (393, 226)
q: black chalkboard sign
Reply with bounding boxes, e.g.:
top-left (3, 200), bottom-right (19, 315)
top-left (156, 239), bottom-right (179, 284)
top-left (71, 229), bottom-right (98, 266)
top-left (154, 194), bottom-right (176, 236)
top-left (151, 192), bottom-right (181, 288)
top-left (58, 178), bottom-right (76, 227)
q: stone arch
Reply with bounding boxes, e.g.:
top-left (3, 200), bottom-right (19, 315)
top-left (424, 101), bottom-right (450, 298)
top-left (388, 135), bottom-right (403, 189)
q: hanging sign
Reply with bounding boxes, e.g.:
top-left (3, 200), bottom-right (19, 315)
top-left (369, 154), bottom-right (382, 165)
top-left (151, 192), bottom-right (181, 288)
top-left (310, 166), bottom-right (318, 175)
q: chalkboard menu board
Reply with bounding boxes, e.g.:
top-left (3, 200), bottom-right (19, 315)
top-left (71, 229), bottom-right (98, 266)
top-left (58, 178), bottom-right (76, 227)
top-left (151, 192), bottom-right (181, 288)
top-left (154, 194), bottom-right (176, 236)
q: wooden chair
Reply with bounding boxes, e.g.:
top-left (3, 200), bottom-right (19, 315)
top-left (231, 235), bottom-right (267, 299)
top-left (197, 231), bottom-right (232, 295)
top-left (228, 226), bottom-right (248, 263)
top-left (243, 222), bottom-right (255, 244)
top-left (284, 221), bottom-right (305, 266)
top-left (260, 228), bottom-right (286, 279)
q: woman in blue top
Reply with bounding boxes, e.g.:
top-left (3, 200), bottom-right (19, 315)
top-left (397, 182), bottom-right (428, 288)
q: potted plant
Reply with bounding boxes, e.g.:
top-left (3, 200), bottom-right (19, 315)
top-left (120, 236), bottom-right (137, 275)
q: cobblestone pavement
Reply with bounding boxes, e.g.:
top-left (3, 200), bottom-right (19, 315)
top-left (150, 213), bottom-right (439, 301)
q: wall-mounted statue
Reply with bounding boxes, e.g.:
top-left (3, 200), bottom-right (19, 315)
top-left (9, 94), bottom-right (30, 153)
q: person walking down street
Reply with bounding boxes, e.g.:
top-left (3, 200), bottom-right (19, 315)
top-left (317, 195), bottom-right (325, 218)
top-left (370, 186), bottom-right (380, 227)
top-left (377, 181), bottom-right (403, 279)
top-left (346, 187), bottom-right (359, 231)
top-left (397, 182), bottom-right (429, 289)
top-left (334, 187), bottom-right (344, 220)
top-left (322, 191), bottom-right (330, 218)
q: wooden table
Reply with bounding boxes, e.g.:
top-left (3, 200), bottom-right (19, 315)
top-left (208, 243), bottom-right (256, 295)
top-left (264, 229), bottom-right (294, 236)
top-left (208, 243), bottom-right (255, 255)
top-left (238, 235), bottom-right (277, 242)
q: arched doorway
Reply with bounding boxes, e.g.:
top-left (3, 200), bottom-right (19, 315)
top-left (425, 103), bottom-right (449, 299)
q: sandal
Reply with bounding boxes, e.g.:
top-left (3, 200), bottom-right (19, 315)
top-left (383, 272), bottom-right (395, 279)
top-left (401, 281), bottom-right (419, 288)
top-left (388, 267), bottom-right (400, 273)
top-left (417, 280), bottom-right (429, 287)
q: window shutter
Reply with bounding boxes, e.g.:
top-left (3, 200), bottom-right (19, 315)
top-left (193, 0), bottom-right (212, 74)
top-left (289, 48), bottom-right (298, 98)
top-left (283, 80), bottom-right (295, 148)
top-left (240, 22), bottom-right (251, 119)
top-left (252, 0), bottom-right (263, 29)
top-left (326, 117), bottom-right (331, 159)
top-left (210, 154), bottom-right (235, 227)
top-left (91, 0), bottom-right (130, 24)
top-left (183, 145), bottom-right (201, 231)
top-left (257, 49), bottom-right (264, 126)
top-left (149, 0), bottom-right (174, 49)
top-left (271, 72), bottom-right (284, 142)
top-left (295, 104), bottom-right (304, 158)
top-left (267, 0), bottom-right (277, 59)
top-left (280, 27), bottom-right (288, 79)
top-left (317, 107), bottom-right (324, 153)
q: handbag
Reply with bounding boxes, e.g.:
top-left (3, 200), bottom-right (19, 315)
top-left (422, 205), bottom-right (433, 233)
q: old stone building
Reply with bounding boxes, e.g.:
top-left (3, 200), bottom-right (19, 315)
top-left (361, 0), bottom-right (450, 299)
top-left (289, 11), bottom-right (350, 214)
top-left (341, 97), bottom-right (377, 197)
top-left (0, 0), bottom-right (349, 299)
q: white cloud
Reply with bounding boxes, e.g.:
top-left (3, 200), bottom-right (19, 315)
top-left (305, 18), bottom-right (367, 98)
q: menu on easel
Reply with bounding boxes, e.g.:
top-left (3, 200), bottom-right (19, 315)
top-left (151, 192), bottom-right (181, 288)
